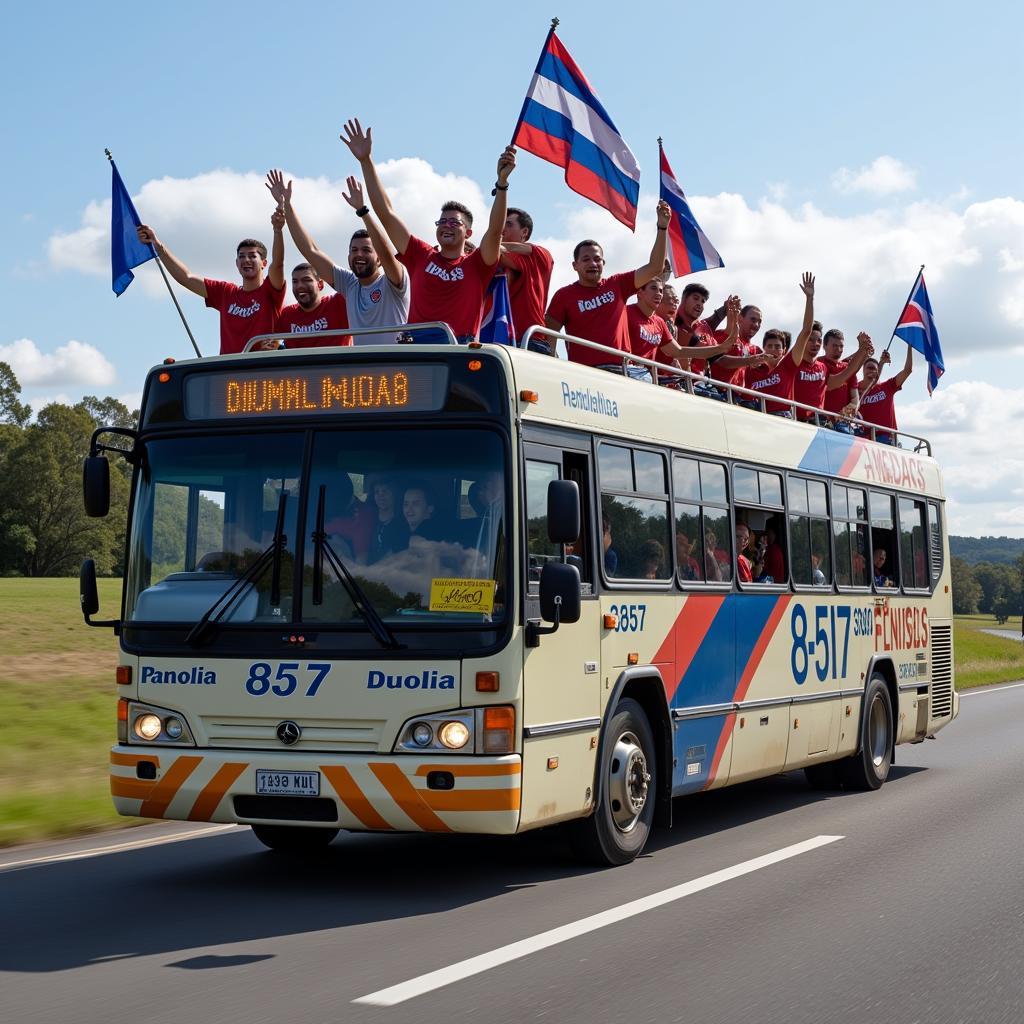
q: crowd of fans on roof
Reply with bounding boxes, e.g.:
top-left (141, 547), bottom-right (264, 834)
top-left (135, 118), bottom-right (913, 445)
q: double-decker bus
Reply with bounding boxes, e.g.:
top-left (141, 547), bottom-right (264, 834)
top-left (80, 324), bottom-right (957, 865)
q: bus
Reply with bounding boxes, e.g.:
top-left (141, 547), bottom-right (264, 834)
top-left (80, 324), bottom-right (957, 865)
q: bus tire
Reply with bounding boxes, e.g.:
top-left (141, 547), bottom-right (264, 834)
top-left (570, 698), bottom-right (656, 866)
top-left (839, 674), bottom-right (893, 791)
top-left (804, 762), bottom-right (841, 790)
top-left (251, 824), bottom-right (339, 853)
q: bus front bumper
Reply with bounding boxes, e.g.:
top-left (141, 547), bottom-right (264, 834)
top-left (110, 746), bottom-right (522, 835)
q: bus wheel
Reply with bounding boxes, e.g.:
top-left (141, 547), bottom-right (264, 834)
top-left (251, 824), bottom-right (339, 853)
top-left (571, 699), bottom-right (656, 866)
top-left (840, 675), bottom-right (893, 791)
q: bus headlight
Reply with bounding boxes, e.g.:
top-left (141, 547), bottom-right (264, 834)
top-left (411, 722), bottom-right (433, 747)
top-left (164, 717), bottom-right (184, 740)
top-left (438, 721), bottom-right (471, 749)
top-left (134, 714), bottom-right (162, 740)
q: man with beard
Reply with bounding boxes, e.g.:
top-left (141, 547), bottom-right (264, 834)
top-left (265, 169), bottom-right (409, 345)
top-left (272, 263), bottom-right (352, 348)
top-left (341, 118), bottom-right (515, 342)
top-left (136, 211), bottom-right (286, 355)
top-left (792, 324), bottom-right (872, 424)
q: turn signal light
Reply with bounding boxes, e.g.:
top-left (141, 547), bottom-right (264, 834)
top-left (475, 671), bottom-right (500, 693)
top-left (116, 665), bottom-right (132, 685)
top-left (158, 372), bottom-right (171, 383)
top-left (117, 697), bottom-right (129, 743)
top-left (163, 357), bottom-right (175, 364)
top-left (519, 389), bottom-right (539, 403)
top-left (627, 652), bottom-right (639, 666)
top-left (603, 613), bottom-right (618, 629)
top-left (482, 706), bottom-right (515, 754)
top-left (468, 359), bottom-right (482, 371)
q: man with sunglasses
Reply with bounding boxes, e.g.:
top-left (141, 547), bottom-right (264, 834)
top-left (341, 118), bottom-right (515, 342)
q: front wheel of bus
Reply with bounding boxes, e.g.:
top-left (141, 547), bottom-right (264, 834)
top-left (571, 699), bottom-right (656, 867)
top-left (840, 674), bottom-right (893, 791)
top-left (251, 824), bottom-right (339, 853)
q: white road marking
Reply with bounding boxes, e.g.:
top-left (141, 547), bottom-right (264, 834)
top-left (353, 833), bottom-right (844, 1007)
top-left (0, 824), bottom-right (241, 872)
top-left (960, 681), bottom-right (1024, 698)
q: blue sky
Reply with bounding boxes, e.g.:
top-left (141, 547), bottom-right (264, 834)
top-left (3, 0), bottom-right (1023, 535)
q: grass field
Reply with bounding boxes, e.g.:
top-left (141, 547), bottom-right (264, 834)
top-left (0, 580), bottom-right (1021, 848)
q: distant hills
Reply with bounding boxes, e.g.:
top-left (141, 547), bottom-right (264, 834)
top-left (950, 536), bottom-right (1024, 566)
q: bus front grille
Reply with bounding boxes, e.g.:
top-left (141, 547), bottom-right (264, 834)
top-left (201, 716), bottom-right (385, 751)
top-left (930, 624), bottom-right (953, 719)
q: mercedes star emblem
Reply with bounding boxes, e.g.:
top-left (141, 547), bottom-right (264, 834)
top-left (276, 720), bottom-right (301, 745)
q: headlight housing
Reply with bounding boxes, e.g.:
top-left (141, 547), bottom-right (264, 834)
top-left (120, 700), bottom-right (196, 746)
top-left (394, 707), bottom-right (514, 755)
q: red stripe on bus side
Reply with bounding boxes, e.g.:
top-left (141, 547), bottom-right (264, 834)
top-left (652, 595), bottom-right (727, 703)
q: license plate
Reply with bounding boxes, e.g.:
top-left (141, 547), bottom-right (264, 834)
top-left (255, 770), bottom-right (320, 796)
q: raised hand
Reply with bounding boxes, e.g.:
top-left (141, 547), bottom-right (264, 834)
top-left (879, 349), bottom-right (892, 366)
top-left (265, 169), bottom-right (292, 207)
top-left (136, 223), bottom-right (159, 248)
top-left (341, 118), bottom-right (373, 161)
top-left (856, 331), bottom-right (874, 353)
top-left (799, 272), bottom-right (815, 297)
top-left (656, 199), bottom-right (672, 229)
top-left (342, 176), bottom-right (365, 211)
top-left (496, 145), bottom-right (517, 184)
top-left (271, 203), bottom-right (286, 232)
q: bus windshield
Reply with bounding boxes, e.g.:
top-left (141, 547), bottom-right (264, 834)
top-left (125, 427), bottom-right (508, 629)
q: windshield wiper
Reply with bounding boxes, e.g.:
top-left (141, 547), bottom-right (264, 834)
top-left (311, 484), bottom-right (402, 650)
top-left (186, 492), bottom-right (288, 646)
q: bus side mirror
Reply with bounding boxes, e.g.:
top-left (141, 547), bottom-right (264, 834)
top-left (526, 561), bottom-right (581, 648)
top-left (80, 558), bottom-right (120, 631)
top-left (83, 456), bottom-right (110, 518)
top-left (547, 480), bottom-right (580, 544)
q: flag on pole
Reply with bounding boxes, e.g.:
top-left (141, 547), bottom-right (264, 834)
top-left (479, 273), bottom-right (516, 345)
top-left (659, 142), bottom-right (724, 277)
top-left (512, 24), bottom-right (640, 229)
top-left (893, 271), bottom-right (945, 394)
top-left (109, 157), bottom-right (155, 296)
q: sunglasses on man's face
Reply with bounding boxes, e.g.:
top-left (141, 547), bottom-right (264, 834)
top-left (435, 218), bottom-right (466, 228)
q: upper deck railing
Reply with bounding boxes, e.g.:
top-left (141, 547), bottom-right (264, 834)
top-left (229, 321), bottom-right (930, 457)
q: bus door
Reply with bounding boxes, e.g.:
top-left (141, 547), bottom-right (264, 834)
top-left (520, 443), bottom-right (602, 827)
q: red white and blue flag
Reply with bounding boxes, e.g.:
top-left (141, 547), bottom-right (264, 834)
top-left (893, 271), bottom-right (945, 394)
top-left (479, 273), bottom-right (516, 345)
top-left (659, 143), bottom-right (723, 277)
top-left (513, 27), bottom-right (640, 229)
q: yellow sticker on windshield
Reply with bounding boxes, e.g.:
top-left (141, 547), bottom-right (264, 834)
top-left (429, 578), bottom-right (496, 614)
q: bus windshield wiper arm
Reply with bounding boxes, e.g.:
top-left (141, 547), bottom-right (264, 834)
top-left (186, 492), bottom-right (288, 646)
top-left (311, 484), bottom-right (402, 650)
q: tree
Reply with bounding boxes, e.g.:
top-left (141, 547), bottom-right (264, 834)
top-left (950, 557), bottom-right (980, 615)
top-left (0, 361), bottom-right (30, 427)
top-left (0, 402), bottom-right (129, 576)
top-left (75, 395), bottom-right (138, 431)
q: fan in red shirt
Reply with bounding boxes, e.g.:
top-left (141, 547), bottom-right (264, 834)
top-left (793, 325), bottom-right (872, 422)
top-left (544, 201), bottom-right (671, 369)
top-left (741, 273), bottom-right (816, 416)
top-left (136, 208), bottom-right (287, 355)
top-left (856, 345), bottom-right (914, 444)
top-left (670, 282), bottom-right (728, 375)
top-left (694, 301), bottom-right (767, 387)
top-left (625, 279), bottom-right (690, 382)
top-left (342, 118), bottom-right (514, 342)
top-left (498, 207), bottom-right (554, 351)
top-left (272, 263), bottom-right (353, 349)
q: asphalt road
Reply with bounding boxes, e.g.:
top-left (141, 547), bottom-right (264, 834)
top-left (3, 682), bottom-right (1024, 1024)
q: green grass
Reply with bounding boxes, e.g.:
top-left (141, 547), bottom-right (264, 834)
top-left (0, 579), bottom-right (1021, 848)
top-left (953, 614), bottom-right (1024, 689)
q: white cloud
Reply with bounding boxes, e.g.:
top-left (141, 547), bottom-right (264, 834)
top-left (832, 155), bottom-right (917, 195)
top-left (0, 338), bottom-right (116, 388)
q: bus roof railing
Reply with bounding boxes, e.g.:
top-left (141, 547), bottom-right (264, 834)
top-left (242, 322), bottom-right (459, 353)
top-left (521, 325), bottom-right (932, 457)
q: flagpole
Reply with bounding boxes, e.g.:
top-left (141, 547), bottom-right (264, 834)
top-left (884, 264), bottom-right (924, 355)
top-left (510, 18), bottom-right (560, 145)
top-left (106, 149), bottom-right (203, 359)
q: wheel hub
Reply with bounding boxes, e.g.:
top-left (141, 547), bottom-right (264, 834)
top-left (608, 731), bottom-right (650, 833)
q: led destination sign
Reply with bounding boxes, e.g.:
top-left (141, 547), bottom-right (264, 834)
top-left (185, 365), bottom-right (449, 419)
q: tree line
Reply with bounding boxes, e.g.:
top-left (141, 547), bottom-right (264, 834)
top-left (1, 362), bottom-right (133, 577)
top-left (951, 555), bottom-right (1024, 622)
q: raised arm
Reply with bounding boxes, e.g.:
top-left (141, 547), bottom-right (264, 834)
top-left (341, 176), bottom-right (406, 289)
top-left (266, 170), bottom-right (334, 282)
top-left (677, 295), bottom-right (739, 368)
top-left (892, 342), bottom-right (914, 386)
top-left (136, 225), bottom-right (207, 297)
top-left (480, 147), bottom-right (516, 266)
top-left (341, 119), bottom-right (411, 255)
top-left (633, 201), bottom-right (672, 289)
top-left (788, 272), bottom-right (815, 365)
top-left (827, 331), bottom-right (873, 389)
top-left (268, 204), bottom-right (286, 290)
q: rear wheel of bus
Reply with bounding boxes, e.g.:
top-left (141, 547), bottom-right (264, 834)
top-left (839, 674), bottom-right (893, 791)
top-left (571, 698), bottom-right (656, 866)
top-left (251, 824), bottom-right (339, 853)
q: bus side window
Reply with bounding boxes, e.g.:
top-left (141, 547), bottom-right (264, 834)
top-left (525, 460), bottom-right (561, 586)
top-left (869, 490), bottom-right (899, 589)
top-left (898, 497), bottom-right (928, 590)
top-left (788, 477), bottom-right (830, 587)
top-left (927, 501), bottom-right (943, 586)
top-left (733, 467), bottom-right (785, 585)
top-left (673, 456), bottom-right (731, 584)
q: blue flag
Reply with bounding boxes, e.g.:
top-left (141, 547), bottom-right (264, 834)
top-left (110, 159), bottom-right (154, 296)
top-left (893, 272), bottom-right (945, 394)
top-left (479, 273), bottom-right (516, 345)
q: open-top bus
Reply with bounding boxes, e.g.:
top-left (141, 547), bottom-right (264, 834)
top-left (81, 325), bottom-right (956, 864)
